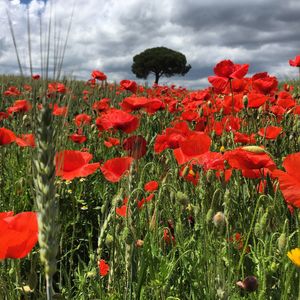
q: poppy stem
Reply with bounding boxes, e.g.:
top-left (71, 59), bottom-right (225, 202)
top-left (237, 194), bottom-right (265, 274)
top-left (46, 275), bottom-right (53, 299)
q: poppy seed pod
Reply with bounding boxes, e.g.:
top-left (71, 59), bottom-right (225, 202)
top-left (176, 191), bottom-right (189, 204)
top-left (213, 211), bottom-right (226, 227)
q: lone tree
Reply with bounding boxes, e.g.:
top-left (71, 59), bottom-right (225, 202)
top-left (131, 47), bottom-right (191, 84)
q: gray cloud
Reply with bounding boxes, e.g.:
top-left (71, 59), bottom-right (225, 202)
top-left (0, 0), bottom-right (300, 90)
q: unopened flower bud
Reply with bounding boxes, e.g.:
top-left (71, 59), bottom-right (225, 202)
top-left (277, 233), bottom-right (287, 252)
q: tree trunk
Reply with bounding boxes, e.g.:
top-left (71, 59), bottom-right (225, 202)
top-left (154, 72), bottom-right (160, 84)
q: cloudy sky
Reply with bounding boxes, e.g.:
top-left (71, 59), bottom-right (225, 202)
top-left (0, 0), bottom-right (300, 89)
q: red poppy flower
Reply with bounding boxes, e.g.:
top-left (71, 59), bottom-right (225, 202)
top-left (98, 259), bottom-right (109, 276)
top-left (154, 122), bottom-right (193, 153)
top-left (96, 109), bottom-right (139, 133)
top-left (137, 193), bottom-right (154, 209)
top-left (4, 86), bottom-right (21, 96)
top-left (196, 151), bottom-right (225, 171)
top-left (7, 99), bottom-right (31, 114)
top-left (104, 137), bottom-right (120, 148)
top-left (234, 132), bottom-right (256, 144)
top-left (69, 133), bottom-right (87, 144)
top-left (23, 84), bottom-right (32, 92)
top-left (144, 181), bottom-right (159, 192)
top-left (224, 148), bottom-right (276, 172)
top-left (48, 82), bottom-right (66, 94)
top-left (208, 60), bottom-right (249, 91)
top-left (120, 96), bottom-right (149, 112)
top-left (273, 152), bottom-right (300, 208)
top-left (221, 115), bottom-right (242, 132)
top-left (116, 204), bottom-right (127, 217)
top-left (258, 126), bottom-right (282, 140)
top-left (180, 110), bottom-right (199, 122)
top-left (32, 74), bottom-right (40, 80)
top-left (173, 133), bottom-right (211, 165)
top-left (91, 70), bottom-right (107, 81)
top-left (116, 198), bottom-right (128, 217)
top-left (55, 150), bottom-right (100, 180)
top-left (222, 94), bottom-right (244, 114)
top-left (270, 105), bottom-right (286, 116)
top-left (52, 104), bottom-right (68, 116)
top-left (214, 60), bottom-right (249, 79)
top-left (208, 76), bottom-right (229, 92)
top-left (100, 157), bottom-right (133, 182)
top-left (120, 80), bottom-right (138, 94)
top-left (251, 73), bottom-right (278, 95)
top-left (228, 233), bottom-right (249, 252)
top-left (289, 55), bottom-right (300, 67)
top-left (123, 135), bottom-right (147, 159)
top-left (0, 127), bottom-right (16, 145)
top-left (294, 105), bottom-right (300, 115)
top-left (15, 134), bottom-right (35, 147)
top-left (277, 91), bottom-right (296, 109)
top-left (224, 78), bottom-right (248, 93)
top-left (247, 92), bottom-right (268, 108)
top-left (92, 98), bottom-right (110, 112)
top-left (74, 114), bottom-right (91, 127)
top-left (0, 211), bottom-right (38, 259)
top-left (0, 112), bottom-right (9, 121)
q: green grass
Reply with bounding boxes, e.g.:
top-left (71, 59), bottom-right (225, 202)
top-left (0, 75), bottom-right (300, 300)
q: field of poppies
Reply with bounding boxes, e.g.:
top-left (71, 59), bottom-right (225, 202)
top-left (0, 57), bottom-right (300, 299)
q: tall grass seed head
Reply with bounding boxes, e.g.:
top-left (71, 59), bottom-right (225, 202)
top-left (277, 233), bottom-right (287, 252)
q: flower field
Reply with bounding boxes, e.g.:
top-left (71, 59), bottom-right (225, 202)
top-left (0, 58), bottom-right (300, 299)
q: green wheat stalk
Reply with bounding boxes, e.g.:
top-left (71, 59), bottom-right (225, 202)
top-left (33, 102), bottom-right (59, 300)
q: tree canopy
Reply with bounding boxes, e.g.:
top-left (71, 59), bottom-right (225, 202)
top-left (131, 47), bottom-right (191, 84)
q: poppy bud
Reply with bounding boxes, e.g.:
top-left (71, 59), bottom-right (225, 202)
top-left (236, 276), bottom-right (258, 293)
top-left (105, 234), bottom-right (113, 247)
top-left (277, 233), bottom-right (287, 252)
top-left (176, 191), bottom-right (189, 204)
top-left (206, 208), bottom-right (213, 224)
top-left (243, 95), bottom-right (248, 107)
top-left (241, 146), bottom-right (265, 153)
top-left (259, 210), bottom-right (268, 231)
top-left (270, 261), bottom-right (278, 272)
top-left (86, 270), bottom-right (96, 278)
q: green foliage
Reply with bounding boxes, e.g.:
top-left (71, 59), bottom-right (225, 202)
top-left (131, 47), bottom-right (191, 84)
top-left (0, 76), bottom-right (300, 299)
